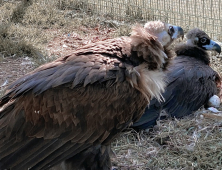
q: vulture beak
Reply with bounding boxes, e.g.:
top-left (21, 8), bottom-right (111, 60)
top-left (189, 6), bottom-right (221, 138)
top-left (203, 40), bottom-right (221, 54)
top-left (172, 26), bottom-right (184, 40)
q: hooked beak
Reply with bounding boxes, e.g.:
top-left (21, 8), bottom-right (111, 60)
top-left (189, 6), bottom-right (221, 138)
top-left (172, 26), bottom-right (184, 40)
top-left (202, 40), bottom-right (221, 54)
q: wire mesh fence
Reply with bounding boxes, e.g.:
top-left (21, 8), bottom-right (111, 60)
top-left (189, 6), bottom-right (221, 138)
top-left (63, 0), bottom-right (222, 40)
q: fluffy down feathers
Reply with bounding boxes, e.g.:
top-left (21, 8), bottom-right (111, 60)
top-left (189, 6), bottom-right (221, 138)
top-left (0, 21), bottom-right (183, 170)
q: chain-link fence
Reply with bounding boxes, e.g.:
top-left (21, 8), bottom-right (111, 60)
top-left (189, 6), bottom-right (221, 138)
top-left (67, 0), bottom-right (222, 40)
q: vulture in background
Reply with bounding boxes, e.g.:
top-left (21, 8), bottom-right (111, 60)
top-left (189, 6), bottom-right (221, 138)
top-left (132, 28), bottom-right (221, 130)
top-left (0, 21), bottom-right (184, 170)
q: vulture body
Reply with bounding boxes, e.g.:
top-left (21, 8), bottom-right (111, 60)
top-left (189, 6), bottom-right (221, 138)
top-left (132, 28), bottom-right (221, 130)
top-left (0, 21), bottom-right (184, 170)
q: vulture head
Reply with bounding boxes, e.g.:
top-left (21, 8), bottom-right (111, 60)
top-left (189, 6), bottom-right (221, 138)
top-left (130, 21), bottom-right (184, 73)
top-left (144, 21), bottom-right (184, 47)
top-left (186, 28), bottom-right (221, 54)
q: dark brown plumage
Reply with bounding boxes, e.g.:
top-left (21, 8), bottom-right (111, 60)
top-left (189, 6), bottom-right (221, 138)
top-left (0, 21), bottom-right (184, 170)
top-left (132, 28), bottom-right (221, 130)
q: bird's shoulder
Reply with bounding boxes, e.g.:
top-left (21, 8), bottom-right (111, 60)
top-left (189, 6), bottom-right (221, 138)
top-left (174, 43), bottom-right (210, 64)
top-left (166, 54), bottom-right (215, 84)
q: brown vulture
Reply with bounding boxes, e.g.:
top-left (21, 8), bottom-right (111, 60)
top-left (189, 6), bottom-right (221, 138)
top-left (132, 28), bottom-right (221, 130)
top-left (0, 21), bottom-right (184, 170)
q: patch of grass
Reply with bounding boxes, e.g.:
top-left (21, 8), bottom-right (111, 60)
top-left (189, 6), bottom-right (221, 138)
top-left (21, 1), bottom-right (67, 28)
top-left (10, 0), bottom-right (32, 23)
top-left (0, 2), bottom-right (18, 23)
top-left (126, 5), bottom-right (143, 21)
top-left (57, 0), bottom-right (95, 15)
top-left (112, 114), bottom-right (222, 170)
top-left (0, 23), bottom-right (41, 58)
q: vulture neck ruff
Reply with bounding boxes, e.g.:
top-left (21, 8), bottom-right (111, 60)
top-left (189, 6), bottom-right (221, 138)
top-left (127, 26), bottom-right (175, 102)
top-left (175, 44), bottom-right (210, 65)
top-left (130, 25), bottom-right (174, 70)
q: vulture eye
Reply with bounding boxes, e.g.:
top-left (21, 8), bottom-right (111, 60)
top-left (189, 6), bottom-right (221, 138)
top-left (168, 26), bottom-right (175, 35)
top-left (200, 37), bottom-right (207, 43)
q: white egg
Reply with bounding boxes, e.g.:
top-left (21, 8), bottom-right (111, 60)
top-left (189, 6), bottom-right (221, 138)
top-left (207, 95), bottom-right (221, 108)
